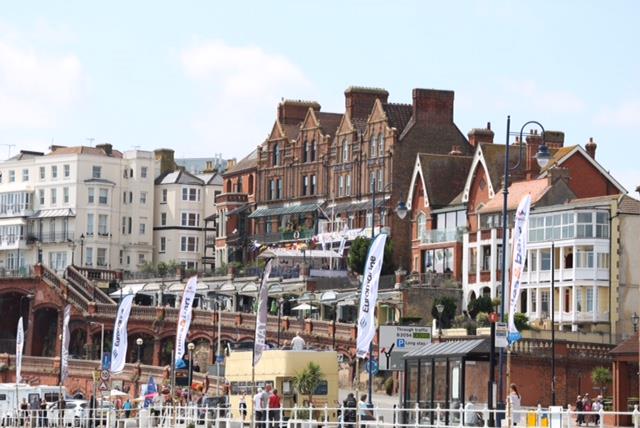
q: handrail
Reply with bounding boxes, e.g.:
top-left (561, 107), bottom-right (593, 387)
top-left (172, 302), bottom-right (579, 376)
top-left (39, 264), bottom-right (90, 312)
top-left (67, 265), bottom-right (115, 304)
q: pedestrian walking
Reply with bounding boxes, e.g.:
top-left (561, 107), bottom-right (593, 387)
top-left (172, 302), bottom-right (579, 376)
top-left (509, 384), bottom-right (522, 426)
top-left (268, 389), bottom-right (281, 428)
top-left (239, 394), bottom-right (248, 422)
top-left (342, 393), bottom-right (357, 428)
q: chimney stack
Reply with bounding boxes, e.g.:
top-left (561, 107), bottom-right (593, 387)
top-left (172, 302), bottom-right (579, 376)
top-left (96, 143), bottom-right (113, 156)
top-left (411, 88), bottom-right (454, 124)
top-left (154, 148), bottom-right (176, 175)
top-left (467, 122), bottom-right (494, 147)
top-left (585, 137), bottom-right (597, 159)
top-left (344, 86), bottom-right (389, 119)
top-left (226, 158), bottom-right (237, 170)
top-left (277, 100), bottom-right (320, 125)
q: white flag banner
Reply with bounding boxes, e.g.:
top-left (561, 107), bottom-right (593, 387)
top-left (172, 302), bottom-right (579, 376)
top-left (110, 294), bottom-right (135, 373)
top-left (60, 305), bottom-right (71, 382)
top-left (337, 225), bottom-right (348, 256)
top-left (507, 194), bottom-right (531, 344)
top-left (253, 259), bottom-right (273, 367)
top-left (15, 317), bottom-right (24, 384)
top-left (175, 276), bottom-right (198, 363)
top-left (356, 233), bottom-right (388, 358)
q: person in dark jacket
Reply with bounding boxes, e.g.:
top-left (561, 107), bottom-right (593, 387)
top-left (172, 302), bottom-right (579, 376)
top-left (342, 393), bottom-right (357, 428)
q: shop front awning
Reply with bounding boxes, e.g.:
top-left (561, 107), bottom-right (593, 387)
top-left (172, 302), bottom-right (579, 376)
top-left (248, 203), bottom-right (322, 219)
top-left (404, 339), bottom-right (490, 359)
top-left (328, 198), bottom-right (389, 214)
top-left (29, 208), bottom-right (76, 219)
top-left (258, 248), bottom-right (341, 259)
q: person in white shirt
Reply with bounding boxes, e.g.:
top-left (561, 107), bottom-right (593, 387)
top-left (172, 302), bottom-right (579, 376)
top-left (291, 331), bottom-right (305, 350)
top-left (254, 388), bottom-right (265, 426)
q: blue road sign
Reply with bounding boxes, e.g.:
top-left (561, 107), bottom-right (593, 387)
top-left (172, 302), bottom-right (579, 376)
top-left (365, 359), bottom-right (379, 375)
top-left (102, 352), bottom-right (111, 370)
top-left (216, 355), bottom-right (224, 363)
top-left (396, 338), bottom-right (406, 348)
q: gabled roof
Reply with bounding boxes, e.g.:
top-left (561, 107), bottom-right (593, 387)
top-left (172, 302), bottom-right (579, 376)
top-left (197, 172), bottom-right (223, 186)
top-left (382, 103), bottom-right (413, 134)
top-left (462, 143), bottom-right (522, 203)
top-left (619, 195), bottom-right (640, 214)
top-left (537, 144), bottom-right (627, 193)
top-left (5, 150), bottom-right (44, 161)
top-left (155, 169), bottom-right (204, 185)
top-left (609, 332), bottom-right (638, 357)
top-left (47, 146), bottom-right (123, 158)
top-left (407, 153), bottom-right (473, 209)
top-left (225, 149), bottom-right (258, 175)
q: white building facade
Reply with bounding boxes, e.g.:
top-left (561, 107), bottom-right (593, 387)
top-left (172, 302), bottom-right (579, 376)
top-left (0, 145), bottom-right (155, 274)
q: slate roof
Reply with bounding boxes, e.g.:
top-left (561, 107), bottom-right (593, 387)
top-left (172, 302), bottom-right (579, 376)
top-left (609, 332), bottom-right (639, 356)
top-left (400, 119), bottom-right (473, 157)
top-left (540, 145), bottom-right (578, 173)
top-left (478, 143), bottom-right (523, 192)
top-left (5, 150), bottom-right (44, 161)
top-left (382, 103), bottom-right (413, 134)
top-left (47, 146), bottom-right (124, 158)
top-left (619, 195), bottom-right (640, 214)
top-left (225, 149), bottom-right (258, 175)
top-left (316, 112), bottom-right (343, 137)
top-left (418, 153), bottom-right (473, 208)
top-left (479, 178), bottom-right (551, 213)
top-left (155, 169), bottom-right (204, 185)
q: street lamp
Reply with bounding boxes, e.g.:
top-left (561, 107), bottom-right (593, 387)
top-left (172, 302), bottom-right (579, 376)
top-left (436, 303), bottom-right (445, 340)
top-left (136, 337), bottom-right (143, 363)
top-left (187, 342), bottom-right (195, 403)
top-left (36, 240), bottom-right (42, 264)
top-left (365, 178), bottom-right (408, 408)
top-left (80, 234), bottom-right (85, 267)
top-left (632, 312), bottom-right (639, 333)
top-left (496, 117), bottom-right (551, 418)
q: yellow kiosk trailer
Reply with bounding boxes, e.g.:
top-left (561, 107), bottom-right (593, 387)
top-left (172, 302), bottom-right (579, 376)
top-left (226, 349), bottom-right (339, 421)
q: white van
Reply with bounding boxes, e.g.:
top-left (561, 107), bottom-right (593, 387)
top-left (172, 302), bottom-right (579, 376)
top-left (0, 383), bottom-right (65, 425)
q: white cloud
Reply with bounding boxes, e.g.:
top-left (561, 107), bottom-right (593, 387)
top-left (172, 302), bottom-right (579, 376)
top-left (180, 39), bottom-right (313, 157)
top-left (0, 31), bottom-right (84, 129)
top-left (504, 80), bottom-right (586, 114)
top-left (594, 100), bottom-right (640, 128)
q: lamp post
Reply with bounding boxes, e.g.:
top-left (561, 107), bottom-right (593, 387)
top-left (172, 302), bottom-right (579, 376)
top-left (495, 116), bottom-right (551, 421)
top-left (633, 312), bottom-right (640, 407)
top-left (36, 240), bottom-right (42, 264)
top-left (187, 342), bottom-right (195, 403)
top-left (436, 303), bottom-right (445, 340)
top-left (277, 297), bottom-right (284, 348)
top-left (69, 240), bottom-right (76, 266)
top-left (136, 337), bottom-right (143, 399)
top-left (365, 178), bottom-right (408, 408)
top-left (80, 234), bottom-right (85, 267)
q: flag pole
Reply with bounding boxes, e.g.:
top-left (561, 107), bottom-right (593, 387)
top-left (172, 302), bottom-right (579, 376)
top-left (506, 346), bottom-right (512, 428)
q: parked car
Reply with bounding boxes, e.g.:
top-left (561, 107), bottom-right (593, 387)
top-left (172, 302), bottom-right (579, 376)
top-left (48, 399), bottom-right (88, 427)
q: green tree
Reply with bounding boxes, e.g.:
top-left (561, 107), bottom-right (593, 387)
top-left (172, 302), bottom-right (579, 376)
top-left (467, 295), bottom-right (494, 319)
top-left (513, 313), bottom-right (530, 331)
top-left (156, 261), bottom-right (168, 277)
top-left (292, 362), bottom-right (325, 405)
top-left (347, 236), bottom-right (395, 275)
top-left (431, 296), bottom-right (457, 329)
top-left (591, 367), bottom-right (612, 395)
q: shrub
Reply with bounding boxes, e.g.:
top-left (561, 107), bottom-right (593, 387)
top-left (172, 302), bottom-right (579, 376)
top-left (467, 296), bottom-right (494, 319)
top-left (431, 296), bottom-right (457, 329)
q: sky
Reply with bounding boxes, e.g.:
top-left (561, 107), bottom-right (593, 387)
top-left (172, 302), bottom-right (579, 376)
top-left (1, 1), bottom-right (639, 193)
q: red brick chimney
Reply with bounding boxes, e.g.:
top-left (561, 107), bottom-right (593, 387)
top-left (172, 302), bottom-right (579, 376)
top-left (525, 130), bottom-right (544, 179)
top-left (585, 137), bottom-right (597, 159)
top-left (412, 88), bottom-right (454, 124)
top-left (344, 86), bottom-right (389, 119)
top-left (468, 122), bottom-right (494, 147)
top-left (277, 99), bottom-right (320, 125)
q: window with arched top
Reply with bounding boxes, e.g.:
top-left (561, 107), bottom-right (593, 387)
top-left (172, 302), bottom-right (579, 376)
top-left (226, 180), bottom-right (232, 193)
top-left (248, 175), bottom-right (254, 194)
top-left (417, 213), bottom-right (427, 241)
top-left (303, 140), bottom-right (309, 163)
top-left (378, 133), bottom-right (385, 156)
top-left (370, 134), bottom-right (377, 157)
top-left (272, 143), bottom-right (281, 166)
top-left (342, 139), bottom-right (349, 163)
top-left (237, 176), bottom-right (243, 193)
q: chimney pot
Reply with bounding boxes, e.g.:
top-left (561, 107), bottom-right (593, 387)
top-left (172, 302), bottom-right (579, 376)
top-left (585, 137), bottom-right (597, 159)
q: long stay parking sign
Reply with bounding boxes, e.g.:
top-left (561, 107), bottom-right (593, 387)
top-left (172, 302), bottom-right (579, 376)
top-left (379, 326), bottom-right (431, 371)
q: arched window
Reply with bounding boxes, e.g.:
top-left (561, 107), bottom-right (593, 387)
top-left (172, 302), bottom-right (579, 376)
top-left (303, 140), bottom-right (309, 162)
top-left (311, 140), bottom-right (317, 162)
top-left (248, 175), bottom-right (254, 194)
top-left (378, 133), bottom-right (385, 156)
top-left (226, 180), bottom-right (232, 193)
top-left (342, 139), bottom-right (349, 163)
top-left (237, 176), bottom-right (243, 193)
top-left (272, 143), bottom-right (281, 166)
top-left (370, 134), bottom-right (377, 157)
top-left (417, 213), bottom-right (427, 241)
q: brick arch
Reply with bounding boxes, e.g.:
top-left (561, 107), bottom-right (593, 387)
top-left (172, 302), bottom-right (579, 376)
top-left (32, 302), bottom-right (61, 313)
top-left (188, 333), bottom-right (213, 343)
top-left (128, 327), bottom-right (158, 339)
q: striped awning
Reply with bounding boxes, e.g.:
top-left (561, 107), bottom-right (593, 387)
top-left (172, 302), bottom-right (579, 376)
top-left (248, 203), bottom-right (321, 219)
top-left (404, 339), bottom-right (490, 359)
top-left (29, 209), bottom-right (76, 219)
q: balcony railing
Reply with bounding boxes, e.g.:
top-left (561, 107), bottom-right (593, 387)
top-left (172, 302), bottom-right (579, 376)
top-left (419, 228), bottom-right (466, 244)
top-left (251, 229), bottom-right (314, 244)
top-left (28, 232), bottom-right (75, 244)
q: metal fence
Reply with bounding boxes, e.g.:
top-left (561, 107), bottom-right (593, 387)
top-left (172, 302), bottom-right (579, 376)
top-left (1, 404), bottom-right (639, 428)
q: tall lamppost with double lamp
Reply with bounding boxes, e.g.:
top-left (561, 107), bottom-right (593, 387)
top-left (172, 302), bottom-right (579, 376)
top-left (494, 116), bottom-right (551, 423)
top-left (187, 342), bottom-right (195, 404)
top-left (136, 338), bottom-right (143, 398)
top-left (365, 178), bottom-right (408, 408)
top-left (436, 303), bottom-right (445, 341)
top-left (89, 321), bottom-right (105, 413)
top-left (79, 234), bottom-right (85, 267)
top-left (632, 311), bottom-right (639, 407)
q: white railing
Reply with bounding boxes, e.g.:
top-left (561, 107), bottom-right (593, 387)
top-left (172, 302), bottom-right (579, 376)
top-left (2, 403), bottom-right (638, 428)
